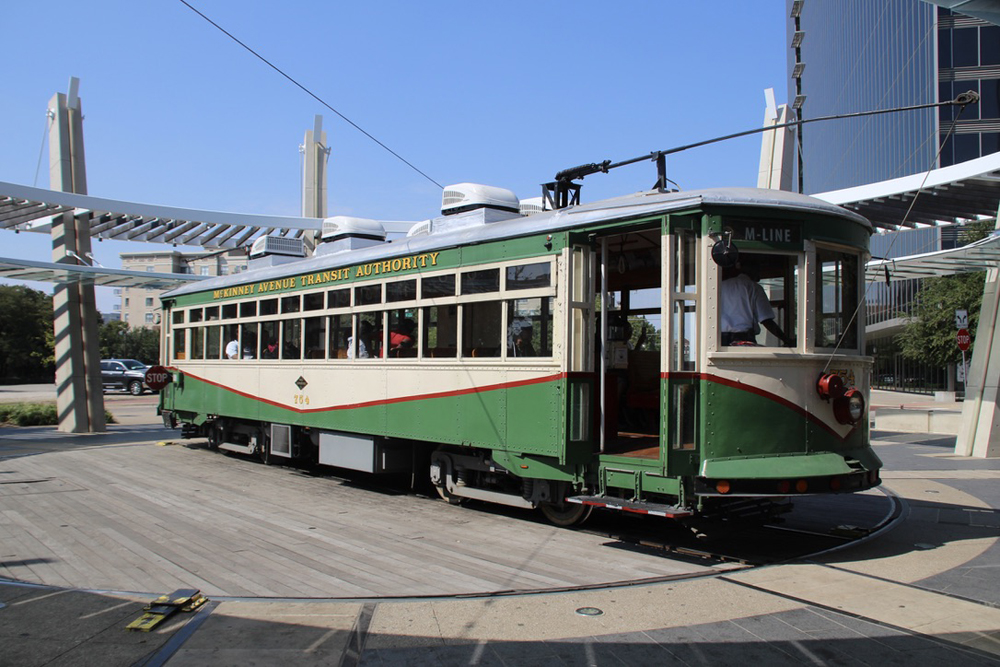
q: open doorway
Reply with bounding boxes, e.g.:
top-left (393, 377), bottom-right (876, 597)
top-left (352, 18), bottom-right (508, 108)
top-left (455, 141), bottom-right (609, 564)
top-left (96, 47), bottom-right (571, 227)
top-left (598, 228), bottom-right (662, 459)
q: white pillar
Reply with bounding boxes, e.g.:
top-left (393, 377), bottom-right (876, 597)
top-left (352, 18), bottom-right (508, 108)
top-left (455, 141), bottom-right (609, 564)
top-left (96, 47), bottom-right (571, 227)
top-left (956, 209), bottom-right (1000, 458)
top-left (757, 88), bottom-right (796, 191)
top-left (49, 78), bottom-right (105, 433)
top-left (301, 115), bottom-right (329, 252)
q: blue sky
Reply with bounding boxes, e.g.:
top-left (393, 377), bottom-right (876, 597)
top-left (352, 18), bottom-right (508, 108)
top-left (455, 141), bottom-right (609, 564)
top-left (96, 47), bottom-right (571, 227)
top-left (1, 1), bottom-right (787, 311)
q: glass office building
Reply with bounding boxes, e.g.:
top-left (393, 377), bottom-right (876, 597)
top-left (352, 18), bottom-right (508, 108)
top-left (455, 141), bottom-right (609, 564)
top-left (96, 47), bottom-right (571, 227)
top-left (788, 0), bottom-right (1000, 194)
top-left (787, 1), bottom-right (1000, 393)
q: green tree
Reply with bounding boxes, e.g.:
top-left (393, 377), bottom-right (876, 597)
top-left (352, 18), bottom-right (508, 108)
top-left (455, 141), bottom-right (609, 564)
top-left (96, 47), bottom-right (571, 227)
top-left (898, 221), bottom-right (993, 365)
top-left (99, 320), bottom-right (160, 363)
top-left (0, 285), bottom-right (55, 381)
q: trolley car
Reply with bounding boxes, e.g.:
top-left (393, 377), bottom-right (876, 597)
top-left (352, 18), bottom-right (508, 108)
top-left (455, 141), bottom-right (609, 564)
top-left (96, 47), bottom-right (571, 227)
top-left (157, 183), bottom-right (881, 525)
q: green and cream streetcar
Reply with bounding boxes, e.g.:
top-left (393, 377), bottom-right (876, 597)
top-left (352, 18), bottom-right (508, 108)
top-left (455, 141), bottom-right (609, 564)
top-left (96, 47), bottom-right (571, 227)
top-left (158, 182), bottom-right (881, 525)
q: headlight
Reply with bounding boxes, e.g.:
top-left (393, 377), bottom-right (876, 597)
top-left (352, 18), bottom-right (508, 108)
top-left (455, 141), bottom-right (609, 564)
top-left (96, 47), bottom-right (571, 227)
top-left (834, 388), bottom-right (866, 425)
top-left (848, 390), bottom-right (865, 422)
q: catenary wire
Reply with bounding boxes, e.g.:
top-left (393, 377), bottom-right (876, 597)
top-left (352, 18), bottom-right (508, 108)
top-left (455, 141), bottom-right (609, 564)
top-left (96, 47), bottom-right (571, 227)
top-left (820, 98), bottom-right (974, 372)
top-left (33, 111), bottom-right (54, 188)
top-left (177, 0), bottom-right (444, 190)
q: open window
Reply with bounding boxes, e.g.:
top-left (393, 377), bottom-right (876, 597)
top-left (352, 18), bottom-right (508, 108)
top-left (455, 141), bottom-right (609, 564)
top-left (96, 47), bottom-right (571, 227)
top-left (718, 252), bottom-right (798, 348)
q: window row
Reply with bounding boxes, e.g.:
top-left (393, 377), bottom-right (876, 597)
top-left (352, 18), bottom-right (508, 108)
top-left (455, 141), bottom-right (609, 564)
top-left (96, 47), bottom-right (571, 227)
top-left (715, 248), bottom-right (859, 350)
top-left (171, 297), bottom-right (554, 362)
top-left (172, 261), bottom-right (552, 325)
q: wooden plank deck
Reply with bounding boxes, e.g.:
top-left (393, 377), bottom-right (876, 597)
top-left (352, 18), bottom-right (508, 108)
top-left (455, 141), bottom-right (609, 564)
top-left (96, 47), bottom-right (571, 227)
top-left (0, 424), bottom-right (727, 598)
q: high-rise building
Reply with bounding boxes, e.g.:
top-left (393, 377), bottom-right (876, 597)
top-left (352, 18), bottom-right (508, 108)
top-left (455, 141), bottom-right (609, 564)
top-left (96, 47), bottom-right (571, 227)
top-left (788, 0), bottom-right (1000, 194)
top-left (118, 249), bottom-right (248, 327)
top-left (788, 0), bottom-right (1000, 394)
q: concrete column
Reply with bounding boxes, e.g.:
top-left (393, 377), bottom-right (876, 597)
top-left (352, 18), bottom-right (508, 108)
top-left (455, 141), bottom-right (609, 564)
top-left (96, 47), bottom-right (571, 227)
top-left (757, 88), bottom-right (796, 191)
top-left (955, 211), bottom-right (1000, 458)
top-left (301, 115), bottom-right (329, 253)
top-left (49, 78), bottom-right (105, 433)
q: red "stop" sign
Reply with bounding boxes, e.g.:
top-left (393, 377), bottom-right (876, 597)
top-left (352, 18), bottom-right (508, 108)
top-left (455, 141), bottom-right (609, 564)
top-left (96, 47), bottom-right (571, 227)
top-left (144, 365), bottom-right (172, 391)
top-left (957, 328), bottom-right (972, 351)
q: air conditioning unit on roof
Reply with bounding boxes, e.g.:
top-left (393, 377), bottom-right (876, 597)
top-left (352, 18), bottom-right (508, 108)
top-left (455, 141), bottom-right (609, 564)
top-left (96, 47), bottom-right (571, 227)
top-left (250, 235), bottom-right (306, 258)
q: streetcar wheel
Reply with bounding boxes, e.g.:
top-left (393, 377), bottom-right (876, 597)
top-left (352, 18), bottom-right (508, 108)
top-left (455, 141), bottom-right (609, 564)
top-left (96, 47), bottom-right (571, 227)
top-left (207, 424), bottom-right (222, 451)
top-left (540, 501), bottom-right (592, 527)
top-left (435, 484), bottom-right (464, 506)
top-left (128, 381), bottom-right (144, 396)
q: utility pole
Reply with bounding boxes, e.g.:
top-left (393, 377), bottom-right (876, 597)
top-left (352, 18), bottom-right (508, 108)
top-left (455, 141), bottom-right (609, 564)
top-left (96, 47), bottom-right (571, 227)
top-left (49, 77), bottom-right (105, 433)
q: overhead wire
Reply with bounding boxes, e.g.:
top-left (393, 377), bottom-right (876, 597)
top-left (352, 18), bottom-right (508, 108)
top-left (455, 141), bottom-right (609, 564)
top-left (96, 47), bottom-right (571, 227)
top-left (177, 0), bottom-right (444, 190)
top-left (820, 94), bottom-right (976, 373)
top-left (33, 110), bottom-right (54, 188)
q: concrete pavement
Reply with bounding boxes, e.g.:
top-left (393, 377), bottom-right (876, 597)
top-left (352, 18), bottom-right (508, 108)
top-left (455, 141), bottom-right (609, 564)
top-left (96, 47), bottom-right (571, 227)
top-left (0, 389), bottom-right (998, 665)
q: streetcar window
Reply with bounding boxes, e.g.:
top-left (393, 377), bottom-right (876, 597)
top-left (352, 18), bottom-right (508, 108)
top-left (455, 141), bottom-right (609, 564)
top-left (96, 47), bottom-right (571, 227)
top-left (281, 296), bottom-right (301, 314)
top-left (205, 306), bottom-right (220, 321)
top-left (328, 288), bottom-right (350, 309)
top-left (304, 292), bottom-right (325, 311)
top-left (260, 299), bottom-right (278, 316)
top-left (173, 329), bottom-right (187, 360)
top-left (260, 321), bottom-right (279, 358)
top-left (461, 269), bottom-right (499, 294)
top-left (356, 284), bottom-right (382, 306)
top-left (351, 312), bottom-right (381, 359)
top-left (719, 253), bottom-right (797, 347)
top-left (222, 304), bottom-right (238, 319)
top-left (506, 297), bottom-right (553, 357)
top-left (388, 309), bottom-right (418, 357)
top-left (423, 305), bottom-right (457, 358)
top-left (329, 314), bottom-right (351, 359)
top-left (240, 323), bottom-right (258, 359)
top-left (672, 300), bottom-right (697, 370)
top-left (422, 274), bottom-right (455, 298)
top-left (206, 325), bottom-right (222, 359)
top-left (676, 230), bottom-right (697, 294)
top-left (304, 316), bottom-right (326, 359)
top-left (172, 310), bottom-right (185, 325)
top-left (506, 262), bottom-right (550, 290)
top-left (189, 308), bottom-right (204, 323)
top-left (671, 383), bottom-right (697, 451)
top-left (191, 328), bottom-right (205, 360)
top-left (386, 279), bottom-right (417, 303)
top-left (223, 324), bottom-right (238, 359)
top-left (282, 320), bottom-right (302, 359)
top-left (816, 249), bottom-right (859, 349)
top-left (240, 301), bottom-right (257, 318)
top-left (462, 301), bottom-right (501, 357)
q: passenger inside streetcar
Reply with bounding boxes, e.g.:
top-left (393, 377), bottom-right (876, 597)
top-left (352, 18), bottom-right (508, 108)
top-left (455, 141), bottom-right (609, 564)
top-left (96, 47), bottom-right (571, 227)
top-left (719, 260), bottom-right (794, 347)
top-left (348, 320), bottom-right (374, 359)
top-left (508, 320), bottom-right (535, 357)
top-left (390, 318), bottom-right (417, 353)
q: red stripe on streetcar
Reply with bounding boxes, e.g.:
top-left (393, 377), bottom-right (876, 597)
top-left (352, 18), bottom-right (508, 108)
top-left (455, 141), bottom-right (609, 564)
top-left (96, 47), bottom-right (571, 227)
top-left (662, 371), bottom-right (858, 441)
top-left (176, 370), bottom-right (568, 414)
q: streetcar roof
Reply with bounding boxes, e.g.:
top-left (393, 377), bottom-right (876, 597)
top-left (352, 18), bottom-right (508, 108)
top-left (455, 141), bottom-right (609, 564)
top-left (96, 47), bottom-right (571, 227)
top-left (163, 187), bottom-right (871, 298)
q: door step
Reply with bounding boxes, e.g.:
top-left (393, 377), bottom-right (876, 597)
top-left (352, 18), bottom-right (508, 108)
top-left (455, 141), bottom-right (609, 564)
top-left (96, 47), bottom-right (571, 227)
top-left (566, 495), bottom-right (693, 518)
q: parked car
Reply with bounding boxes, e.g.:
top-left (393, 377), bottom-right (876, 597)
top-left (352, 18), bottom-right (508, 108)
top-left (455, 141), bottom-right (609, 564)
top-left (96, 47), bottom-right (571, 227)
top-left (100, 359), bottom-right (152, 395)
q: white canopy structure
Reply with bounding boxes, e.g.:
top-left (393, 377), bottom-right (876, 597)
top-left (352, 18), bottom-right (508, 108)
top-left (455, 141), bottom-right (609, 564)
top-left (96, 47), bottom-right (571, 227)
top-left (865, 232), bottom-right (1000, 282)
top-left (0, 180), bottom-right (324, 249)
top-left (817, 152), bottom-right (1000, 231)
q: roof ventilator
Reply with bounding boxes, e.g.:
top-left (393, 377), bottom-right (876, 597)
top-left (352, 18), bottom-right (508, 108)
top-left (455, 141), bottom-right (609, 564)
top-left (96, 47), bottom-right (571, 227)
top-left (317, 216), bottom-right (388, 255)
top-left (408, 183), bottom-right (521, 237)
top-left (248, 236), bottom-right (306, 269)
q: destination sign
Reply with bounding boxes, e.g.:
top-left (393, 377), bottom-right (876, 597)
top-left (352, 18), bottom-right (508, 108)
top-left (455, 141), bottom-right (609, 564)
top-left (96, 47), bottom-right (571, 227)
top-left (211, 251), bottom-right (441, 301)
top-left (724, 220), bottom-right (801, 247)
